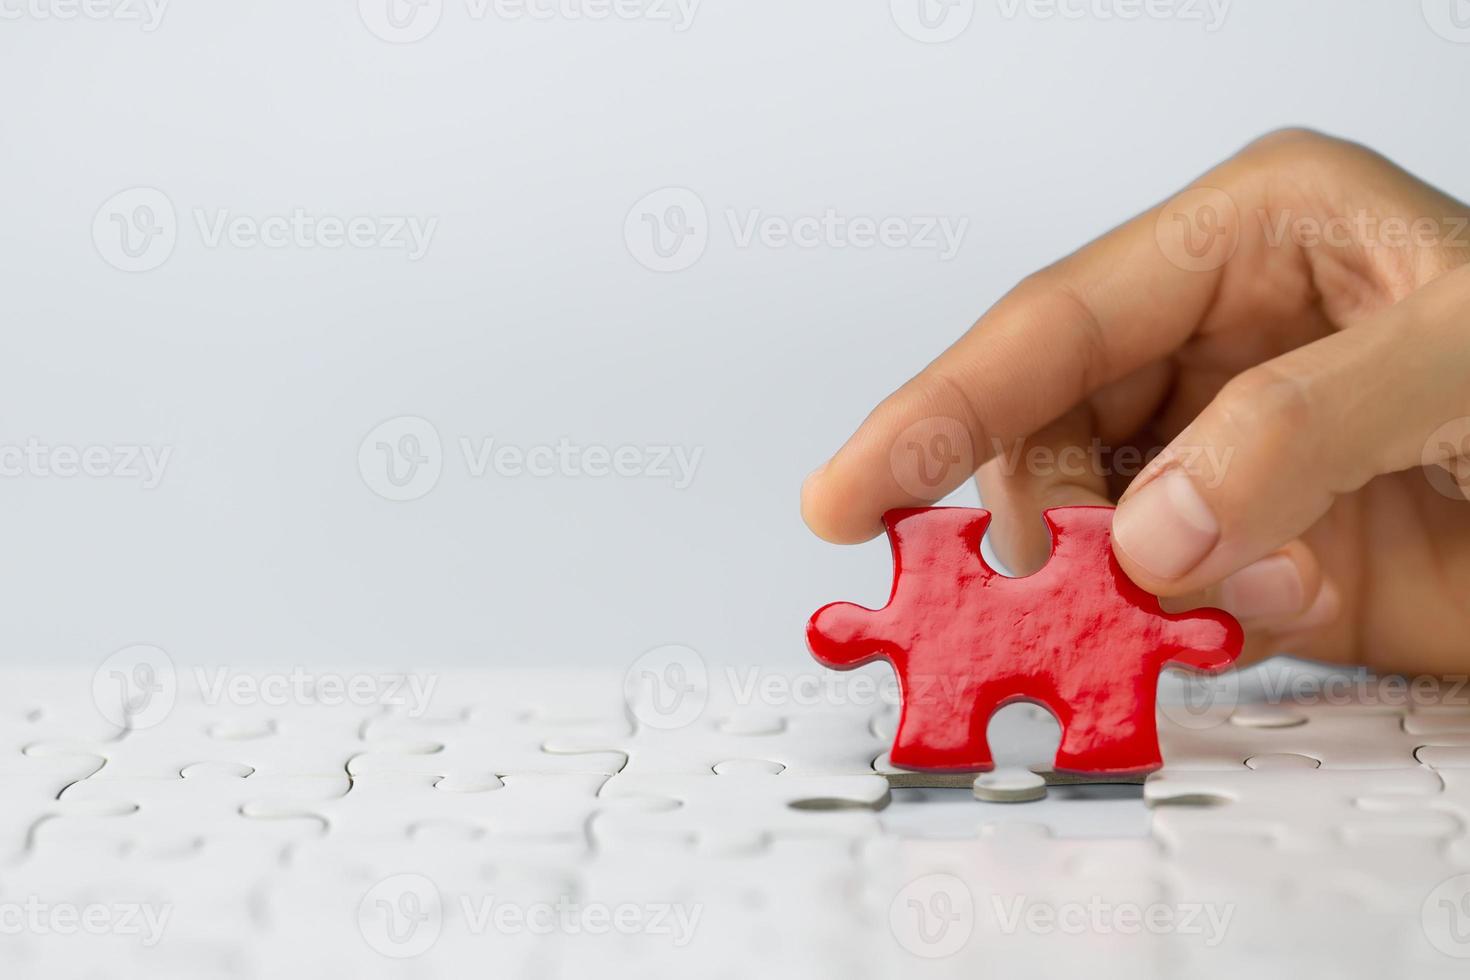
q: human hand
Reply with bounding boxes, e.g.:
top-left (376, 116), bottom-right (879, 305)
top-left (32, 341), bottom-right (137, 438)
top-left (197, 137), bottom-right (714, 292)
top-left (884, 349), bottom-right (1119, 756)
top-left (802, 130), bottom-right (1470, 672)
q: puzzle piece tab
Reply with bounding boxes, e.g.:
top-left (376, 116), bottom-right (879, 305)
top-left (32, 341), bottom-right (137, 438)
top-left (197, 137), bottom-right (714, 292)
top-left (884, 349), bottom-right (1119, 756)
top-left (809, 507), bottom-right (1243, 775)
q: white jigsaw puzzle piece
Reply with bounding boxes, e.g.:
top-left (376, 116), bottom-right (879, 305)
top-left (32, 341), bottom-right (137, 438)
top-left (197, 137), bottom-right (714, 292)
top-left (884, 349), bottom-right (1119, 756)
top-left (34, 697), bottom-right (422, 781)
top-left (33, 761), bottom-right (344, 855)
top-left (350, 711), bottom-right (628, 781)
top-left (395, 667), bottom-right (630, 724)
top-left (566, 837), bottom-right (868, 980)
top-left (1146, 767), bottom-right (1457, 851)
top-left (862, 824), bottom-right (1171, 979)
top-left (268, 831), bottom-right (578, 980)
top-left (245, 770), bottom-right (665, 846)
top-left (592, 759), bottom-right (890, 854)
top-left (1159, 703), bottom-right (1470, 769)
top-left (548, 703), bottom-right (890, 778)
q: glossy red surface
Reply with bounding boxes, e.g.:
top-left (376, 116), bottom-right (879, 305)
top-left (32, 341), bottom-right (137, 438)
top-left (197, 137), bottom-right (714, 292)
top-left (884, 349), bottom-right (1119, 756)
top-left (808, 507), bottom-right (1243, 775)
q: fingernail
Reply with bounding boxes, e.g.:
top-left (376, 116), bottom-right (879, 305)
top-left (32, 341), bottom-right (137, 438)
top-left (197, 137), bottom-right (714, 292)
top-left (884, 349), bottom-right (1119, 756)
top-left (1113, 469), bottom-right (1219, 580)
top-left (1217, 555), bottom-right (1305, 621)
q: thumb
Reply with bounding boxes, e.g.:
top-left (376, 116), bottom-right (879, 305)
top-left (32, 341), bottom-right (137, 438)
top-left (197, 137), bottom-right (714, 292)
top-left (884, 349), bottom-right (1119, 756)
top-left (1111, 263), bottom-right (1470, 598)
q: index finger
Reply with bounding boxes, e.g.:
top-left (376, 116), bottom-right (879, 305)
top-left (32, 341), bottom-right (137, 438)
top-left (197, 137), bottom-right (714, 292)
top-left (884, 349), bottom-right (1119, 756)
top-left (800, 183), bottom-right (1241, 544)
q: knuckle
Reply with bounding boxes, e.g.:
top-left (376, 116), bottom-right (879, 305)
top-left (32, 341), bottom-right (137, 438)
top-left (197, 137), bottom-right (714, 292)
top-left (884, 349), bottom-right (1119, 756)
top-left (1007, 271), bottom-right (1111, 390)
top-left (1215, 364), bottom-right (1316, 434)
top-left (1245, 126), bottom-right (1332, 155)
top-left (1238, 127), bottom-right (1358, 174)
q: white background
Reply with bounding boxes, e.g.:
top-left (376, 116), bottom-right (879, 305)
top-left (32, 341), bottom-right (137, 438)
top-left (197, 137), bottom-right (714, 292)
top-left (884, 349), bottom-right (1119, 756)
top-left (1, 0), bottom-right (1467, 670)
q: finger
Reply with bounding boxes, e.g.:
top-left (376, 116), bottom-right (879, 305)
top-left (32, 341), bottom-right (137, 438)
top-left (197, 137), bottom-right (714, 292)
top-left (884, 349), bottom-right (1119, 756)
top-left (1111, 262), bottom-right (1470, 596)
top-left (976, 405), bottom-right (1112, 575)
top-left (981, 407), bottom-right (1341, 634)
top-left (1164, 539), bottom-right (1338, 632)
top-left (801, 183), bottom-right (1243, 544)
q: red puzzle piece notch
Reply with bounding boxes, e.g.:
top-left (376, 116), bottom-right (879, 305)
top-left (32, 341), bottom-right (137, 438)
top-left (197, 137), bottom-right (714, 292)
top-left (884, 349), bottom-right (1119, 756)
top-left (807, 506), bottom-right (1243, 775)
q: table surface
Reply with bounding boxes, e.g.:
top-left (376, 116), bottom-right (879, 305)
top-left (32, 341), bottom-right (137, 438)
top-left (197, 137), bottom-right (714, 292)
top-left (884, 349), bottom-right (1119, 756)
top-left (1, 662), bottom-right (1468, 978)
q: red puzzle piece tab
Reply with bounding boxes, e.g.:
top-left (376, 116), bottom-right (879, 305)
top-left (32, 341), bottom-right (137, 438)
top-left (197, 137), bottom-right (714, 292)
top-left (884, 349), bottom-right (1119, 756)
top-left (807, 506), bottom-right (1243, 775)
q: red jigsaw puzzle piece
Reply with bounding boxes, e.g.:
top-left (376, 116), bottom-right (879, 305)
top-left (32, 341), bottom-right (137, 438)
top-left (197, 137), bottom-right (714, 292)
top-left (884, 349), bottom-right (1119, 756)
top-left (808, 506), bottom-right (1243, 775)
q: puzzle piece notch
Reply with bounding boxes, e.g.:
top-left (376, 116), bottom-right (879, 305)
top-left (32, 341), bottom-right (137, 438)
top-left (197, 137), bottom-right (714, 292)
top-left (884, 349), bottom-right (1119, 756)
top-left (1161, 703), bottom-right (1470, 770)
top-left (351, 712), bottom-right (629, 781)
top-left (34, 762), bottom-right (345, 857)
top-left (592, 758), bottom-right (891, 854)
top-left (542, 705), bottom-right (887, 778)
top-left (1145, 767), bottom-right (1457, 852)
top-left (810, 507), bottom-right (1243, 775)
top-left (244, 771), bottom-right (667, 848)
top-left (29, 700), bottom-right (423, 781)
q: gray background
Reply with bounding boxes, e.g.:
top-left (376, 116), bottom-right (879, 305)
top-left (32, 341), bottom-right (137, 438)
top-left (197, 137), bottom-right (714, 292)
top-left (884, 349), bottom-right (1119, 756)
top-left (1, 1), bottom-right (1467, 670)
